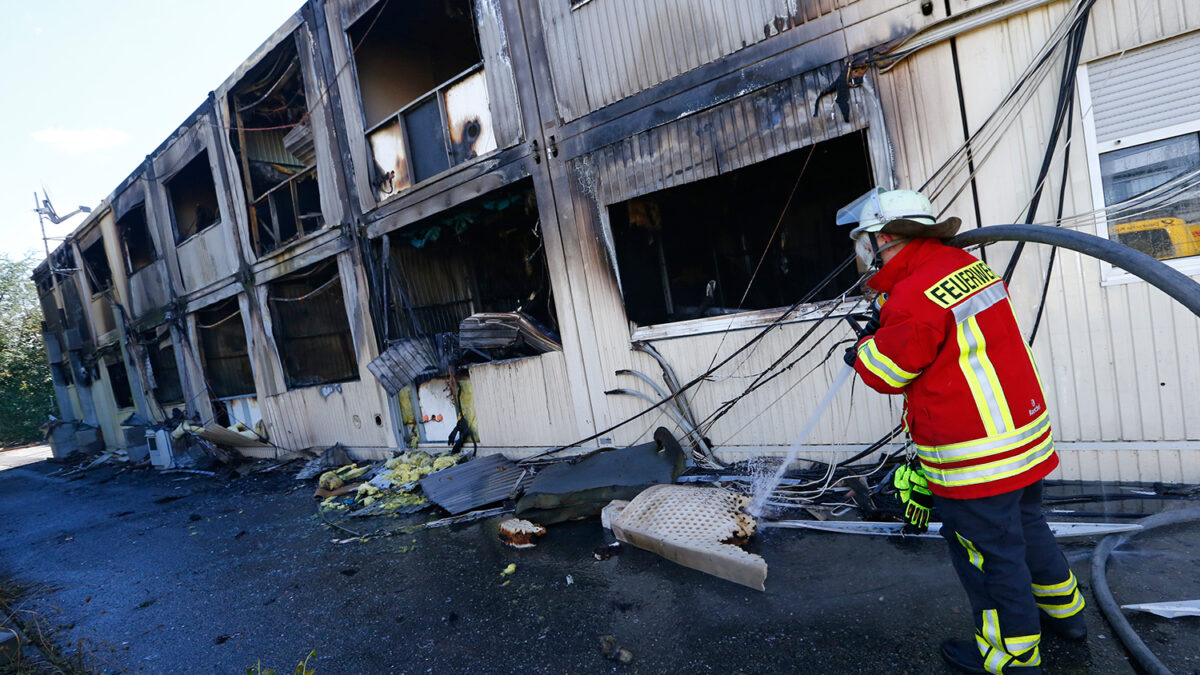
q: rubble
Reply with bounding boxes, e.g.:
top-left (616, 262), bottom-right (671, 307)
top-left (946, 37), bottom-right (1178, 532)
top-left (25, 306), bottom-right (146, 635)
top-left (498, 518), bottom-right (545, 548)
top-left (515, 433), bottom-right (685, 524)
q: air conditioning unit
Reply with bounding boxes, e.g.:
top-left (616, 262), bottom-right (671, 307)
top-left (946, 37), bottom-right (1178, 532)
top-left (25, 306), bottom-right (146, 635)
top-left (146, 429), bottom-right (174, 469)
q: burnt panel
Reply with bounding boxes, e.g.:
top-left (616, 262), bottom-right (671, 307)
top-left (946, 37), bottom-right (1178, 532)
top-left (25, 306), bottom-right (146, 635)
top-left (268, 260), bottom-right (359, 389)
top-left (196, 297), bottom-right (256, 399)
top-left (165, 150), bottom-right (221, 243)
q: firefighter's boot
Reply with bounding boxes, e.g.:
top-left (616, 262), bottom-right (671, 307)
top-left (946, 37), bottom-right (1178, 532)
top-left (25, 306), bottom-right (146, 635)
top-left (940, 638), bottom-right (1043, 675)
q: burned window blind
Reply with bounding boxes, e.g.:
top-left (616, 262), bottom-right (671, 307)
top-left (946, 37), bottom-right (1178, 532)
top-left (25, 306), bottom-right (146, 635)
top-left (196, 297), bottom-right (256, 398)
top-left (268, 259), bottom-right (359, 389)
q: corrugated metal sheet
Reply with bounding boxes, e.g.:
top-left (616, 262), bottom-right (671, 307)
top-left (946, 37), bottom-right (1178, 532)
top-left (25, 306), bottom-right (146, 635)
top-left (539, 0), bottom-right (849, 120)
top-left (419, 453), bottom-right (527, 514)
top-left (1088, 29), bottom-right (1200, 143)
top-left (176, 223), bottom-right (240, 294)
top-left (590, 60), bottom-right (868, 207)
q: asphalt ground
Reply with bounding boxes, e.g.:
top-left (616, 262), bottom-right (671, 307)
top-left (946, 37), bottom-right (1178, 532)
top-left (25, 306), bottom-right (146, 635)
top-left (2, 449), bottom-right (1198, 674)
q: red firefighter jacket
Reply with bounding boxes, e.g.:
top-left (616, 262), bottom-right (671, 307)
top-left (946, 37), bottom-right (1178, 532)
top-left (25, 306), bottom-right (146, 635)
top-left (851, 237), bottom-right (1057, 499)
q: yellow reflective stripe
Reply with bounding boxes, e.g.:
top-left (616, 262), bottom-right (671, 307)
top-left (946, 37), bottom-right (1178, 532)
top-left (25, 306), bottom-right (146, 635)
top-left (1013, 646), bottom-right (1041, 667)
top-left (968, 317), bottom-right (1015, 430)
top-left (1032, 571), bottom-right (1077, 597)
top-left (857, 338), bottom-right (919, 388)
top-left (958, 533), bottom-right (985, 572)
top-left (956, 317), bottom-right (1013, 435)
top-left (924, 435), bottom-right (1055, 488)
top-left (1039, 590), bottom-right (1085, 619)
top-left (916, 412), bottom-right (1051, 464)
top-left (1005, 634), bottom-right (1040, 656)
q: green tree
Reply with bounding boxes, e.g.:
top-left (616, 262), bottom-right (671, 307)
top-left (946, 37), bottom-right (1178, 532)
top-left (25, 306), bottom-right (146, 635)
top-left (0, 254), bottom-right (56, 444)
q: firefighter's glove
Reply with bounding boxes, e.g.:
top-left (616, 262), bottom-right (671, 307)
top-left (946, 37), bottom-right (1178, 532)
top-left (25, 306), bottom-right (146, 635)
top-left (893, 464), bottom-right (933, 533)
top-left (843, 346), bottom-right (858, 367)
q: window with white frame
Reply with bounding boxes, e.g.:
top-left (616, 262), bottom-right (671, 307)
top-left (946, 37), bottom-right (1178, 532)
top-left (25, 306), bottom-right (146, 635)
top-left (1081, 30), bottom-right (1200, 278)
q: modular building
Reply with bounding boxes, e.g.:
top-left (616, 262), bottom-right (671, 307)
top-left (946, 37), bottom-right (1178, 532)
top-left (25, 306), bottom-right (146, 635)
top-left (33, 0), bottom-right (1200, 484)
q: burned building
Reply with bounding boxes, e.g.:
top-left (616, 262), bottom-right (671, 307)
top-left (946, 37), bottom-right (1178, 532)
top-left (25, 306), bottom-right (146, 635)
top-left (37, 0), bottom-right (1200, 485)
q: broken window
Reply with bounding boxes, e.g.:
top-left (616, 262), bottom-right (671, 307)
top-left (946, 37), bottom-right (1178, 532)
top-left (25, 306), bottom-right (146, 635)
top-left (229, 37), bottom-right (325, 257)
top-left (165, 150), bottom-right (221, 243)
top-left (106, 358), bottom-right (134, 409)
top-left (351, 0), bottom-right (496, 198)
top-left (268, 259), bottom-right (359, 389)
top-left (608, 131), bottom-right (873, 328)
top-left (117, 204), bottom-right (157, 274)
top-left (196, 297), bottom-right (255, 399)
top-left (145, 332), bottom-right (184, 407)
top-left (80, 237), bottom-right (113, 294)
top-left (384, 180), bottom-right (557, 360)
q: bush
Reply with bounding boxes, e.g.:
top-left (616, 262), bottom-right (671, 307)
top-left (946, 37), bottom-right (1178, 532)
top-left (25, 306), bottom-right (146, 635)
top-left (0, 255), bottom-right (56, 445)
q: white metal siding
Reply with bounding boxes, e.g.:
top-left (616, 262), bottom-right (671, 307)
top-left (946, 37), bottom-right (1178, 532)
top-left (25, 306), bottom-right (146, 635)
top-left (1088, 29), bottom-right (1200, 143)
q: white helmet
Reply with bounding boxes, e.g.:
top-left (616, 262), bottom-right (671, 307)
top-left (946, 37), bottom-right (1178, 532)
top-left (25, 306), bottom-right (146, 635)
top-left (837, 188), bottom-right (960, 240)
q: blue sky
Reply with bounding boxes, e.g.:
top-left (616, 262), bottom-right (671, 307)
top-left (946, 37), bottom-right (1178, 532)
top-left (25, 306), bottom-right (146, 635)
top-left (0, 1), bottom-right (303, 261)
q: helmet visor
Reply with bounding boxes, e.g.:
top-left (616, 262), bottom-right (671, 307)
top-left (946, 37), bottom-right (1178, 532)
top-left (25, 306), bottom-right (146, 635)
top-left (836, 187), bottom-right (887, 228)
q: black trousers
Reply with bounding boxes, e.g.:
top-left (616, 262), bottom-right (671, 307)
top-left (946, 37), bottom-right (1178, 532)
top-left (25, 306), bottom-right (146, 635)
top-left (934, 480), bottom-right (1085, 673)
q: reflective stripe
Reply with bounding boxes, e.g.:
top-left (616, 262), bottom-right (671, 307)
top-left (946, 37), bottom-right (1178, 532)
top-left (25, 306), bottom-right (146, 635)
top-left (958, 533), bottom-right (985, 571)
top-left (924, 435), bottom-right (1055, 487)
top-left (1038, 589), bottom-right (1085, 619)
top-left (858, 338), bottom-right (919, 388)
top-left (980, 611), bottom-right (1010, 675)
top-left (956, 317), bottom-right (1014, 435)
top-left (952, 283), bottom-right (1007, 323)
top-left (916, 412), bottom-right (1051, 464)
top-left (1033, 571), bottom-right (1077, 597)
top-left (1014, 646), bottom-right (1041, 668)
top-left (1005, 634), bottom-right (1041, 656)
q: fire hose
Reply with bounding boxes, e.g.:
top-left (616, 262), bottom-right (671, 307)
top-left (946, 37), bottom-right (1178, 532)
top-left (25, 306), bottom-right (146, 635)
top-left (949, 224), bottom-right (1200, 318)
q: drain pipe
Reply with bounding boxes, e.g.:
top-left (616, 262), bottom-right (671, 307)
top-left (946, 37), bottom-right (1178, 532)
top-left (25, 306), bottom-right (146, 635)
top-left (949, 225), bottom-right (1200, 318)
top-left (1090, 508), bottom-right (1200, 675)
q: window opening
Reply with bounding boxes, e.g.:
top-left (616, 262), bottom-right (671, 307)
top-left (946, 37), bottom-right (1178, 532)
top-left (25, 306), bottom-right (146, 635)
top-left (351, 0), bottom-right (495, 197)
top-left (196, 297), bottom-right (255, 398)
top-left (1098, 133), bottom-right (1200, 261)
top-left (117, 203), bottom-right (156, 274)
top-left (106, 358), bottom-right (134, 409)
top-left (145, 332), bottom-right (184, 407)
top-left (608, 132), bottom-right (873, 328)
top-left (165, 150), bottom-right (221, 243)
top-left (268, 259), bottom-right (359, 389)
top-left (229, 37), bottom-right (325, 257)
top-left (385, 179), bottom-right (558, 362)
top-left (81, 237), bottom-right (113, 293)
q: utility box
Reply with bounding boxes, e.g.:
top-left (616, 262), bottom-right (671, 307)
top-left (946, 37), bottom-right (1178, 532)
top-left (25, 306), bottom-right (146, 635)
top-left (146, 429), bottom-right (173, 469)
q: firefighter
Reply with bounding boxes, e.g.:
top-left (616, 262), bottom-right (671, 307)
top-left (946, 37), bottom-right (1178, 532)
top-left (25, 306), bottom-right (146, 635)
top-left (837, 188), bottom-right (1086, 674)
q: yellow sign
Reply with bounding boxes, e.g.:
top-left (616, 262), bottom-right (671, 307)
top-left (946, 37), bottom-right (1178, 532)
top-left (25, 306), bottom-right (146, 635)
top-left (924, 261), bottom-right (1000, 308)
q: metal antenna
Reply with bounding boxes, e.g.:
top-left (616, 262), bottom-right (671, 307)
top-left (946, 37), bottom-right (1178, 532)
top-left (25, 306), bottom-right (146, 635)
top-left (34, 190), bottom-right (89, 274)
